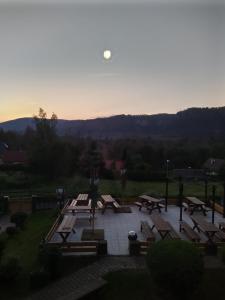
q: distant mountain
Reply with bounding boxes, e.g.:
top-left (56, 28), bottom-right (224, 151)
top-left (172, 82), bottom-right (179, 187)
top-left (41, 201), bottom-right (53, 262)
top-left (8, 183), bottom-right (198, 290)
top-left (1, 107), bottom-right (225, 139)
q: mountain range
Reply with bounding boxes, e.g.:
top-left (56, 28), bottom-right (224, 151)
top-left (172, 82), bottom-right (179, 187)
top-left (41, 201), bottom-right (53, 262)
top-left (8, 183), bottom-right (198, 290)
top-left (1, 107), bottom-right (225, 139)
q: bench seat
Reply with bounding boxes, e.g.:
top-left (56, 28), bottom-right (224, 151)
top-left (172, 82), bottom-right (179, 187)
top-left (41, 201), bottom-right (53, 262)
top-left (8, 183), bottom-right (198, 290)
top-left (97, 201), bottom-right (103, 209)
top-left (140, 221), bottom-right (155, 242)
top-left (112, 201), bottom-right (120, 209)
top-left (134, 202), bottom-right (142, 210)
top-left (180, 221), bottom-right (201, 242)
top-left (214, 230), bottom-right (225, 242)
top-left (166, 223), bottom-right (180, 240)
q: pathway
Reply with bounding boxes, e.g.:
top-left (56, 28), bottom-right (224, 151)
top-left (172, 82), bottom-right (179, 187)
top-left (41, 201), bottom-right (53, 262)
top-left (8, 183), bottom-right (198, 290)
top-left (26, 256), bottom-right (147, 300)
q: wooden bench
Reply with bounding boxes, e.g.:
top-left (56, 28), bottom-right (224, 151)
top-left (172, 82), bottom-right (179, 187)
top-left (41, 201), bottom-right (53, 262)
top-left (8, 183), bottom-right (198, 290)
top-left (166, 222), bottom-right (181, 240)
top-left (158, 203), bottom-right (165, 209)
top-left (214, 230), bottom-right (225, 242)
top-left (219, 222), bottom-right (225, 231)
top-left (202, 205), bottom-right (212, 213)
top-left (180, 221), bottom-right (201, 242)
top-left (182, 202), bottom-right (189, 211)
top-left (112, 201), bottom-right (121, 210)
top-left (97, 201), bottom-right (103, 209)
top-left (48, 241), bottom-right (99, 254)
top-left (134, 201), bottom-right (142, 210)
top-left (140, 221), bottom-right (155, 242)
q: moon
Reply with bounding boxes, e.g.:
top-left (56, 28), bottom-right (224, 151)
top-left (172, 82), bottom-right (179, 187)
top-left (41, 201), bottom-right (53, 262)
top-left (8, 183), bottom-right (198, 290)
top-left (103, 50), bottom-right (112, 60)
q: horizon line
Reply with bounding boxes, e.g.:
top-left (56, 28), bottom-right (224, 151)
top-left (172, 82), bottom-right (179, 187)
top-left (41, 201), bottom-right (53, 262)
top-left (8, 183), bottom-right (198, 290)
top-left (1, 105), bottom-right (225, 123)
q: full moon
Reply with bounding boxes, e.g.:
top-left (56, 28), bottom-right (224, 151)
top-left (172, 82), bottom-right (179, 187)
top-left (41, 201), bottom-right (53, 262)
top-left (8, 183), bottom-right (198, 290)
top-left (103, 50), bottom-right (112, 60)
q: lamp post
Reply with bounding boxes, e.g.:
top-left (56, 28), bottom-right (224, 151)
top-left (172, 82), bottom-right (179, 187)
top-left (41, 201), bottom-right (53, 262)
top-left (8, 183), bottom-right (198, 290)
top-left (204, 179), bottom-right (208, 206)
top-left (166, 159), bottom-right (170, 178)
top-left (179, 182), bottom-right (184, 221)
top-left (90, 167), bottom-right (99, 234)
top-left (165, 160), bottom-right (170, 212)
top-left (212, 185), bottom-right (216, 224)
top-left (223, 182), bottom-right (225, 218)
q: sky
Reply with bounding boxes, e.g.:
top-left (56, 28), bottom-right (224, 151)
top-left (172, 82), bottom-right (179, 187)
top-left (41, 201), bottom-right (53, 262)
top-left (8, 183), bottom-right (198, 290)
top-left (0, 0), bottom-right (224, 122)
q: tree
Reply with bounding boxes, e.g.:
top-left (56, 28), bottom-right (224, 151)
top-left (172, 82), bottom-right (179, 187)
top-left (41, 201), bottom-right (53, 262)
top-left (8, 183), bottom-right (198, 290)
top-left (30, 108), bottom-right (58, 178)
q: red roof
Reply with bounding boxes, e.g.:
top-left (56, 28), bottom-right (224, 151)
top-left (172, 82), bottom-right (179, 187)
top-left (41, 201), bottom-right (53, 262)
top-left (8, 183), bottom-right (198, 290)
top-left (115, 160), bottom-right (125, 171)
top-left (2, 151), bottom-right (28, 164)
top-left (104, 159), bottom-right (114, 170)
top-left (104, 159), bottom-right (125, 171)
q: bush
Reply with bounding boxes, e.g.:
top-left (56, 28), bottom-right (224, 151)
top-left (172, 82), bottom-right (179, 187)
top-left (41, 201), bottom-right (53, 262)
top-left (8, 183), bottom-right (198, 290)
top-left (0, 240), bottom-right (5, 262)
top-left (0, 257), bottom-right (21, 283)
top-left (146, 240), bottom-right (204, 299)
top-left (39, 246), bottom-right (62, 279)
top-left (30, 269), bottom-right (50, 290)
top-left (10, 212), bottom-right (28, 229)
top-left (221, 246), bottom-right (225, 264)
top-left (6, 226), bottom-right (18, 237)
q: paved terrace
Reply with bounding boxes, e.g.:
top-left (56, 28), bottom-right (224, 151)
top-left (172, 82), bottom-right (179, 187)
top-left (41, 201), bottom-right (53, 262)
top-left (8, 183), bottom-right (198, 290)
top-left (50, 205), bottom-right (225, 255)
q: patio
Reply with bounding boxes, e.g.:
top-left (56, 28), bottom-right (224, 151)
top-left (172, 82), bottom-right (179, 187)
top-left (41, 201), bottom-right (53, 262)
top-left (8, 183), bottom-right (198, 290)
top-left (49, 205), bottom-right (225, 255)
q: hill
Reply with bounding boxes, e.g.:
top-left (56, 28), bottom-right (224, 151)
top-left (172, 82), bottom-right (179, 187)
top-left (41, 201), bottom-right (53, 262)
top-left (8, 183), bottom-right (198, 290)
top-left (0, 107), bottom-right (225, 139)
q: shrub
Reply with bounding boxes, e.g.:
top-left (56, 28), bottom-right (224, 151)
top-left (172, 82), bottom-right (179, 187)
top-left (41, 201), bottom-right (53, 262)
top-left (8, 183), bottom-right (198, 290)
top-left (10, 212), bottom-right (28, 229)
top-left (30, 269), bottom-right (50, 289)
top-left (39, 246), bottom-right (62, 279)
top-left (6, 226), bottom-right (18, 237)
top-left (0, 257), bottom-right (21, 283)
top-left (146, 240), bottom-right (204, 299)
top-left (0, 239), bottom-right (5, 262)
top-left (221, 246), bottom-right (225, 264)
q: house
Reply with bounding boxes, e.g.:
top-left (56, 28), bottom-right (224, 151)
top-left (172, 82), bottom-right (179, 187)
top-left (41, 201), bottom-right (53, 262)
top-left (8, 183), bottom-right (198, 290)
top-left (203, 158), bottom-right (225, 175)
top-left (104, 159), bottom-right (125, 172)
top-left (1, 150), bottom-right (28, 165)
top-left (0, 142), bottom-right (8, 156)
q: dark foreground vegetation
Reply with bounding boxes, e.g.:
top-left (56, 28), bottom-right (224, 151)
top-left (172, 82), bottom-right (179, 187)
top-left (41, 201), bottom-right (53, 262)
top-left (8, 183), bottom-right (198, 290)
top-left (88, 268), bottom-right (225, 300)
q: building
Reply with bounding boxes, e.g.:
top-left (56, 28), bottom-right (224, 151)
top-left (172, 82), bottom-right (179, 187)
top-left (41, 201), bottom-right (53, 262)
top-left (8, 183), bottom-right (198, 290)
top-left (203, 158), bottom-right (225, 176)
top-left (1, 150), bottom-right (28, 165)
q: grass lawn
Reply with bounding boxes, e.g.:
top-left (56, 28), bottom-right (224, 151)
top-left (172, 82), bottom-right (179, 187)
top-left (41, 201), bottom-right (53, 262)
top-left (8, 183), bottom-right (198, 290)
top-left (2, 174), bottom-right (224, 199)
top-left (0, 210), bottom-right (99, 299)
top-left (99, 179), bottom-right (224, 198)
top-left (1, 210), bottom-right (56, 271)
top-left (87, 268), bottom-right (225, 300)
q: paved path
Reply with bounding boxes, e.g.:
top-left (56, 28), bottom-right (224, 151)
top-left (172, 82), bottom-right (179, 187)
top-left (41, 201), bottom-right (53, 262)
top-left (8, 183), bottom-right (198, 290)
top-left (26, 256), bottom-right (147, 300)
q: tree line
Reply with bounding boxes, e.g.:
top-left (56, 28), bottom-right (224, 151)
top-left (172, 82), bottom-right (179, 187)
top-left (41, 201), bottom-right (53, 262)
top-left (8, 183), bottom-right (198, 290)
top-left (0, 108), bottom-right (225, 181)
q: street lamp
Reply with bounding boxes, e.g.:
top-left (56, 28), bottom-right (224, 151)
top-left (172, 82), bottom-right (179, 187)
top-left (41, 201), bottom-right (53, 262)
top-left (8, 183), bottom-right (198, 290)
top-left (166, 160), bottom-right (170, 178)
top-left (165, 160), bottom-right (170, 212)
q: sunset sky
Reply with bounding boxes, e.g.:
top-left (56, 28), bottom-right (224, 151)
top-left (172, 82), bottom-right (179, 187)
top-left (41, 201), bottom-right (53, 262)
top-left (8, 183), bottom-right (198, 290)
top-left (0, 0), bottom-right (224, 122)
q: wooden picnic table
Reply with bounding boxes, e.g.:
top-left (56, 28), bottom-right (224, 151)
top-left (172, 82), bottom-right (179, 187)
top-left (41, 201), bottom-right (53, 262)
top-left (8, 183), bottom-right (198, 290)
top-left (101, 195), bottom-right (115, 203)
top-left (56, 215), bottom-right (76, 242)
top-left (138, 195), bottom-right (164, 214)
top-left (76, 194), bottom-right (89, 201)
top-left (66, 199), bottom-right (92, 215)
top-left (101, 195), bottom-right (120, 214)
top-left (150, 215), bottom-right (172, 239)
top-left (186, 197), bottom-right (207, 215)
top-left (190, 216), bottom-right (219, 241)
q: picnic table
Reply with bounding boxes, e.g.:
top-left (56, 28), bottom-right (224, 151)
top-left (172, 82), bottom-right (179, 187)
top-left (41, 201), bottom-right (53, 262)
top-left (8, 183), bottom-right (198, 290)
top-left (186, 197), bottom-right (207, 215)
top-left (138, 195), bottom-right (164, 214)
top-left (66, 199), bottom-right (92, 215)
top-left (190, 216), bottom-right (219, 241)
top-left (76, 194), bottom-right (89, 201)
top-left (150, 215), bottom-right (179, 239)
top-left (101, 195), bottom-right (120, 213)
top-left (56, 215), bottom-right (76, 242)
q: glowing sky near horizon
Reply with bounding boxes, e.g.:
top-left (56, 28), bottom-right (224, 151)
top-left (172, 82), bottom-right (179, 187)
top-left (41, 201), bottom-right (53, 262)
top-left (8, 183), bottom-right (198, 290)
top-left (0, 1), bottom-right (225, 122)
